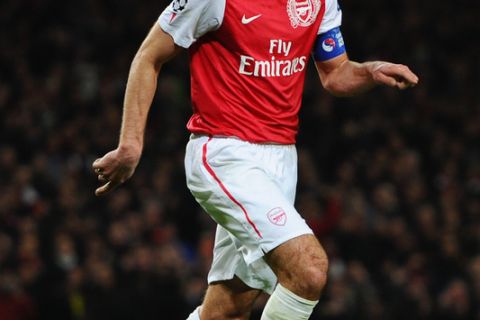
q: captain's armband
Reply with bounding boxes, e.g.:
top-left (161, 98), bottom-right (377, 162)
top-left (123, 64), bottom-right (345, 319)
top-left (313, 27), bottom-right (346, 62)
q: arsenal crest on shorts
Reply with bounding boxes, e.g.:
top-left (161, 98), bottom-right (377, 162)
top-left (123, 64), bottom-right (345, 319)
top-left (287, 0), bottom-right (321, 28)
top-left (267, 207), bottom-right (287, 226)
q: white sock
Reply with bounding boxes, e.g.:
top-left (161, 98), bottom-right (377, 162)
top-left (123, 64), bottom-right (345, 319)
top-left (186, 306), bottom-right (201, 320)
top-left (261, 284), bottom-right (318, 320)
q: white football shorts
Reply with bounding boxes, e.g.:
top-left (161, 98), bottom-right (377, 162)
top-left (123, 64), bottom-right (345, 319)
top-left (184, 135), bottom-right (313, 294)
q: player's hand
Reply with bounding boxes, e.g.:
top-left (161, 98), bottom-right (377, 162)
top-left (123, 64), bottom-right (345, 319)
top-left (369, 62), bottom-right (419, 90)
top-left (92, 146), bottom-right (141, 196)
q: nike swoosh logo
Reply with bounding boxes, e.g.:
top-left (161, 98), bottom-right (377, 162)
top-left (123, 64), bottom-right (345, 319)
top-left (242, 14), bottom-right (262, 24)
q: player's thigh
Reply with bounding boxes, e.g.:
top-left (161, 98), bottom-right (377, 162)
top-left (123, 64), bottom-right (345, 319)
top-left (186, 136), bottom-right (311, 265)
top-left (264, 234), bottom-right (329, 298)
top-left (201, 277), bottom-right (262, 320)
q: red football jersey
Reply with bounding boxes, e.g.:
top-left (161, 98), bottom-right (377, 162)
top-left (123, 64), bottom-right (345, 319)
top-left (159, 0), bottom-right (342, 144)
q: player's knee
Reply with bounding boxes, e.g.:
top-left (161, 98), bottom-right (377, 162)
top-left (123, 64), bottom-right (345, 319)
top-left (288, 257), bottom-right (329, 299)
top-left (268, 235), bottom-right (329, 299)
top-left (301, 263), bottom-right (328, 297)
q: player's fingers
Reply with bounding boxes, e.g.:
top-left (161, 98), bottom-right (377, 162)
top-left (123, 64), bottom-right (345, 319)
top-left (92, 158), bottom-right (116, 176)
top-left (108, 171), bottom-right (129, 186)
top-left (95, 181), bottom-right (120, 196)
top-left (383, 65), bottom-right (419, 85)
top-left (92, 158), bottom-right (104, 170)
top-left (396, 71), bottom-right (418, 86)
top-left (395, 78), bottom-right (417, 90)
top-left (395, 82), bottom-right (409, 90)
top-left (374, 72), bottom-right (398, 87)
top-left (95, 181), bottom-right (110, 196)
top-left (404, 70), bottom-right (419, 85)
top-left (97, 174), bottom-right (108, 183)
top-left (92, 158), bottom-right (107, 176)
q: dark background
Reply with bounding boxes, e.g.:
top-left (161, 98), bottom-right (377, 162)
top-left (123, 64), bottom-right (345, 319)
top-left (1, 0), bottom-right (479, 319)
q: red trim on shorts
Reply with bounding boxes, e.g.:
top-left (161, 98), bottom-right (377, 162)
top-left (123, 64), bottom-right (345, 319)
top-left (202, 137), bottom-right (263, 239)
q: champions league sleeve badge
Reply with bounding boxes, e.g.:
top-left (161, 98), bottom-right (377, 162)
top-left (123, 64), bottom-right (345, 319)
top-left (287, 0), bottom-right (321, 28)
top-left (169, 0), bottom-right (187, 23)
top-left (172, 0), bottom-right (188, 12)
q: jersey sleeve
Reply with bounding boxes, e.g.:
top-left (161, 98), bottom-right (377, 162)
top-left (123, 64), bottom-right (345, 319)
top-left (158, 0), bottom-right (226, 48)
top-left (318, 0), bottom-right (342, 34)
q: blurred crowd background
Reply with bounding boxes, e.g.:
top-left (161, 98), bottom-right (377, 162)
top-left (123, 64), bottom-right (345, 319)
top-left (1, 0), bottom-right (479, 319)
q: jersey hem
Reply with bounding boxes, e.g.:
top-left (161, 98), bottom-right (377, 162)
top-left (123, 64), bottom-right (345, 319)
top-left (190, 131), bottom-right (296, 145)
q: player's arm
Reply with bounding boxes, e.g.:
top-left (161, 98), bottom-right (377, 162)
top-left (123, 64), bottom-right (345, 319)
top-left (313, 28), bottom-right (419, 97)
top-left (93, 24), bottom-right (181, 196)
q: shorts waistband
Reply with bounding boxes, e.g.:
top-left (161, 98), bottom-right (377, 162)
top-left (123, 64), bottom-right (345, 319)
top-left (190, 134), bottom-right (293, 146)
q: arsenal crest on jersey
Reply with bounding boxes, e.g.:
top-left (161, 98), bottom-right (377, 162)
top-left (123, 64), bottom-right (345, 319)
top-left (287, 0), bottom-right (321, 28)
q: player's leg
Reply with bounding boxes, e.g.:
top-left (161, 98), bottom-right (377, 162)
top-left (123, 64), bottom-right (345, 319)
top-left (194, 277), bottom-right (262, 320)
top-left (185, 136), bottom-right (323, 319)
top-left (195, 236), bottom-right (327, 320)
top-left (266, 234), bottom-right (328, 300)
top-left (186, 225), bottom-right (265, 320)
top-left (260, 234), bottom-right (328, 320)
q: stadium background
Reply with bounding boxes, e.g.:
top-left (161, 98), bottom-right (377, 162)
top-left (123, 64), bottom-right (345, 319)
top-left (0, 0), bottom-right (479, 319)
